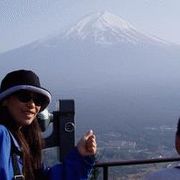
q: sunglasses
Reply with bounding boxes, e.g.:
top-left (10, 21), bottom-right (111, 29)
top-left (13, 90), bottom-right (48, 107)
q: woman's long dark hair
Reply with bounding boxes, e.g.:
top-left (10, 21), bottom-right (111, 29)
top-left (0, 106), bottom-right (44, 180)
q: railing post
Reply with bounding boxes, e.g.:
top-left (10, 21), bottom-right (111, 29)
top-left (103, 166), bottom-right (108, 180)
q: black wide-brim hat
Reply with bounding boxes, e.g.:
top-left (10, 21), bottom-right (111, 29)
top-left (0, 69), bottom-right (51, 111)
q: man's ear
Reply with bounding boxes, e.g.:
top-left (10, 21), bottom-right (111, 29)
top-left (175, 134), bottom-right (180, 155)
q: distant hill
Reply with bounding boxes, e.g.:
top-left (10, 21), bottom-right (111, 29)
top-left (1, 11), bottom-right (180, 132)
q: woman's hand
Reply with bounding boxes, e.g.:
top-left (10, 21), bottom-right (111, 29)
top-left (77, 130), bottom-right (97, 156)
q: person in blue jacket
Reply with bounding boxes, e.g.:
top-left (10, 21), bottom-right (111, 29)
top-left (0, 69), bottom-right (97, 180)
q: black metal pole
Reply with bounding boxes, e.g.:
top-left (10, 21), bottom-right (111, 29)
top-left (95, 157), bottom-right (180, 167)
top-left (44, 99), bottom-right (75, 162)
top-left (59, 100), bottom-right (75, 162)
top-left (103, 166), bottom-right (108, 180)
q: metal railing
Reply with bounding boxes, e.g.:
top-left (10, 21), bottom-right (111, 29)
top-left (94, 157), bottom-right (180, 180)
top-left (40, 100), bottom-right (180, 179)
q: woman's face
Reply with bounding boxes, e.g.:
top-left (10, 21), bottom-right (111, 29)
top-left (4, 91), bottom-right (41, 127)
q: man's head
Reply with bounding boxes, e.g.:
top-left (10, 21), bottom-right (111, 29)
top-left (175, 118), bottom-right (180, 155)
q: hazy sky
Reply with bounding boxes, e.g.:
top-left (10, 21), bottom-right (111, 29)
top-left (0, 0), bottom-right (180, 53)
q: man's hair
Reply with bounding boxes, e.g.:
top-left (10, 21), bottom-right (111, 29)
top-left (176, 118), bottom-right (180, 136)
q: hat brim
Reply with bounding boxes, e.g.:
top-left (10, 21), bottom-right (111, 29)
top-left (0, 85), bottom-right (51, 111)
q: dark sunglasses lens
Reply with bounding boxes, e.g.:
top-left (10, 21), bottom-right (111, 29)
top-left (33, 95), bottom-right (47, 106)
top-left (14, 90), bottom-right (47, 107)
top-left (15, 91), bottom-right (32, 103)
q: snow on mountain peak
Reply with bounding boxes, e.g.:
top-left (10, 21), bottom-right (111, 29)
top-left (95, 11), bottom-right (136, 30)
top-left (64, 11), bottom-right (139, 44)
top-left (63, 11), bottom-right (170, 46)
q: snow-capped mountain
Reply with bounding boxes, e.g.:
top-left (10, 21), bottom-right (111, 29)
top-left (63, 11), bottom-right (169, 46)
top-left (0, 11), bottom-right (180, 131)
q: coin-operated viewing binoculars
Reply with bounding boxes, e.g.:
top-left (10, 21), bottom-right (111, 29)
top-left (37, 99), bottom-right (75, 162)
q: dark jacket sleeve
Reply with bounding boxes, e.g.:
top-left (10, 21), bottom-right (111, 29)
top-left (47, 147), bottom-right (95, 180)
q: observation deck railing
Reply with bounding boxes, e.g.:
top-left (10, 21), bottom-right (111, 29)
top-left (40, 100), bottom-right (180, 180)
top-left (94, 157), bottom-right (180, 180)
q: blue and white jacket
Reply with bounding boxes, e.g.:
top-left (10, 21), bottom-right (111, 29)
top-left (0, 125), bottom-right (95, 180)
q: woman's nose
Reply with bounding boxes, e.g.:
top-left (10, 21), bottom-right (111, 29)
top-left (27, 99), bottom-right (36, 107)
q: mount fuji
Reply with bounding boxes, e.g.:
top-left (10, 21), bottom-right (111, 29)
top-left (63, 11), bottom-right (169, 46)
top-left (0, 11), bottom-right (180, 130)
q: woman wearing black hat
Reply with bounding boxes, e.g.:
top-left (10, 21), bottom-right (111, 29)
top-left (0, 70), bottom-right (97, 180)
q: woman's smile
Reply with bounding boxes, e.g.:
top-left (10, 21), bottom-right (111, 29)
top-left (22, 110), bottom-right (36, 118)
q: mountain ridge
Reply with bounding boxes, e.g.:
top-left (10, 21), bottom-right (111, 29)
top-left (0, 11), bottom-right (177, 55)
top-left (62, 11), bottom-right (171, 47)
top-left (0, 11), bottom-right (180, 132)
